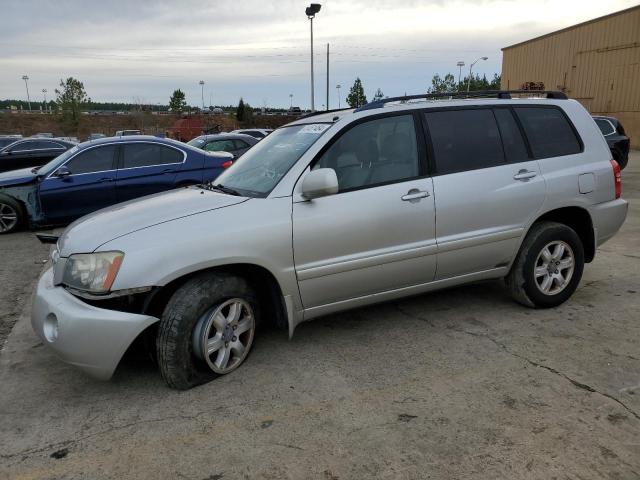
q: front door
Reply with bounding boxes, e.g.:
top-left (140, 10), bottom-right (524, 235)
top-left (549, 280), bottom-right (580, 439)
top-left (424, 107), bottom-right (546, 279)
top-left (39, 144), bottom-right (118, 224)
top-left (292, 113), bottom-right (437, 309)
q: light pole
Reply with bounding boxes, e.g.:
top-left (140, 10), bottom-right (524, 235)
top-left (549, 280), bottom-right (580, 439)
top-left (336, 84), bottom-right (341, 108)
top-left (305, 3), bottom-right (321, 111)
top-left (42, 88), bottom-right (47, 112)
top-left (456, 61), bottom-right (465, 90)
top-left (466, 56), bottom-right (488, 93)
top-left (21, 75), bottom-right (31, 111)
top-left (289, 94), bottom-right (293, 109)
top-left (199, 80), bottom-right (205, 110)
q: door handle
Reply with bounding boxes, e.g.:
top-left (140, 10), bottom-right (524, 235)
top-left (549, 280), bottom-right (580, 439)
top-left (513, 169), bottom-right (537, 181)
top-left (401, 190), bottom-right (430, 202)
top-left (98, 177), bottom-right (114, 183)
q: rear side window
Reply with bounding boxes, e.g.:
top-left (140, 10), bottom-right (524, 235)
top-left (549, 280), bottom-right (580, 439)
top-left (122, 143), bottom-right (183, 168)
top-left (514, 107), bottom-right (581, 159)
top-left (494, 109), bottom-right (529, 163)
top-left (65, 146), bottom-right (117, 174)
top-left (425, 109), bottom-right (505, 174)
top-left (594, 119), bottom-right (615, 136)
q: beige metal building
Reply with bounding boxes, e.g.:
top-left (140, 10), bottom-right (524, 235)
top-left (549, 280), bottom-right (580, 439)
top-left (501, 5), bottom-right (640, 148)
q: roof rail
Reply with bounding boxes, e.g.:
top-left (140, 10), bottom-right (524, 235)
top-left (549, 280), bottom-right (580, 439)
top-left (298, 107), bottom-right (353, 120)
top-left (354, 90), bottom-right (568, 112)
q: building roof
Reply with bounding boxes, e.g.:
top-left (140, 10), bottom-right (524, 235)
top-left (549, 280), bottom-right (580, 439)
top-left (502, 4), bottom-right (640, 51)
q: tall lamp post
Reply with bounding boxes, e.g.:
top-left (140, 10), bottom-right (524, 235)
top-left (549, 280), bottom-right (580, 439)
top-left (199, 80), bottom-right (205, 110)
top-left (289, 93), bottom-right (293, 109)
top-left (336, 84), bottom-right (341, 108)
top-left (42, 88), bottom-right (47, 112)
top-left (466, 56), bottom-right (488, 93)
top-left (305, 3), bottom-right (321, 112)
top-left (456, 61), bottom-right (465, 90)
top-left (22, 75), bottom-right (31, 111)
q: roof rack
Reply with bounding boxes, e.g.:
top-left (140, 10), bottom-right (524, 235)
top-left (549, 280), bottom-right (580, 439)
top-left (298, 107), bottom-right (353, 120)
top-left (354, 90), bottom-right (568, 112)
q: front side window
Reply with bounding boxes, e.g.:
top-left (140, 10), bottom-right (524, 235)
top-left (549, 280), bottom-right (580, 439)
top-left (313, 114), bottom-right (419, 191)
top-left (594, 119), bottom-right (615, 136)
top-left (425, 109), bottom-right (505, 174)
top-left (515, 107), bottom-right (581, 159)
top-left (214, 123), bottom-right (331, 197)
top-left (122, 143), bottom-right (183, 168)
top-left (64, 146), bottom-right (117, 174)
top-left (11, 140), bottom-right (40, 152)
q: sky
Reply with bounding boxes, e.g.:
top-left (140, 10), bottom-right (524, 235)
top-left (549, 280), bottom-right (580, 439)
top-left (0, 0), bottom-right (637, 109)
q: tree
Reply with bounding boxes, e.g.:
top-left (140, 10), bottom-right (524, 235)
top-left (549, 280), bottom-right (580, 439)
top-left (236, 98), bottom-right (246, 121)
top-left (373, 88), bottom-right (384, 102)
top-left (55, 77), bottom-right (89, 133)
top-left (428, 73), bottom-right (456, 93)
top-left (346, 78), bottom-right (367, 108)
top-left (169, 89), bottom-right (187, 113)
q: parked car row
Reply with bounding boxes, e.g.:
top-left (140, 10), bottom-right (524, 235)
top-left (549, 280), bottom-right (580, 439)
top-left (0, 136), bottom-right (233, 233)
top-left (27, 92), bottom-right (627, 390)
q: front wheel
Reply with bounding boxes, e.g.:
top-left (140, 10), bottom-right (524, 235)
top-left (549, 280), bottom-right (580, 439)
top-left (157, 272), bottom-right (259, 390)
top-left (0, 195), bottom-right (25, 234)
top-left (506, 221), bottom-right (585, 308)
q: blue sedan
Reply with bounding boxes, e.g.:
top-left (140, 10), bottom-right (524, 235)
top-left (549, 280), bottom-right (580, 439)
top-left (0, 136), bottom-right (233, 233)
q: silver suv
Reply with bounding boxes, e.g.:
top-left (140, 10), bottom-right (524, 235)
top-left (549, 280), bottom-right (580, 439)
top-left (32, 92), bottom-right (628, 389)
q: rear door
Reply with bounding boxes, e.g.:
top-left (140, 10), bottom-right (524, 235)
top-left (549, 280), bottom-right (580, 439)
top-left (425, 107), bottom-right (546, 279)
top-left (39, 144), bottom-right (118, 223)
top-left (115, 142), bottom-right (185, 201)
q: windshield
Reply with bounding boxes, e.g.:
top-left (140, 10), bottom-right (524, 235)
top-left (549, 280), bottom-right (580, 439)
top-left (213, 123), bottom-right (331, 197)
top-left (36, 145), bottom-right (80, 176)
top-left (187, 137), bottom-right (206, 148)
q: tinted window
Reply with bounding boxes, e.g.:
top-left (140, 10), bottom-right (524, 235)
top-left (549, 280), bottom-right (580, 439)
top-left (205, 140), bottom-right (235, 152)
top-left (11, 140), bottom-right (42, 152)
top-left (425, 109), bottom-right (505, 174)
top-left (0, 138), bottom-right (17, 149)
top-left (594, 119), bottom-right (615, 136)
top-left (515, 107), bottom-right (581, 158)
top-left (122, 143), bottom-right (183, 168)
top-left (314, 114), bottom-right (419, 191)
top-left (39, 140), bottom-right (66, 149)
top-left (65, 146), bottom-right (117, 174)
top-left (494, 108), bottom-right (529, 163)
top-left (234, 139), bottom-right (251, 149)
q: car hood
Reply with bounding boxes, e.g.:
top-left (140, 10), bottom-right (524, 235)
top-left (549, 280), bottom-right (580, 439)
top-left (58, 187), bottom-right (248, 256)
top-left (0, 167), bottom-right (38, 187)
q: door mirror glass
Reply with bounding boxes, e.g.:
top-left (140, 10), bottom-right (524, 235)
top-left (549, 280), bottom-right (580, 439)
top-left (301, 168), bottom-right (338, 199)
top-left (54, 166), bottom-right (71, 177)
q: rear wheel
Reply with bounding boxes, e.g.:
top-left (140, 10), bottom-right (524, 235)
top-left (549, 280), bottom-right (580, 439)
top-left (157, 272), bottom-right (259, 390)
top-left (0, 195), bottom-right (24, 234)
top-left (506, 221), bottom-right (585, 308)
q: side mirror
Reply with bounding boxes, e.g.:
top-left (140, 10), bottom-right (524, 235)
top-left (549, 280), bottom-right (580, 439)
top-left (301, 168), bottom-right (338, 200)
top-left (54, 166), bottom-right (71, 178)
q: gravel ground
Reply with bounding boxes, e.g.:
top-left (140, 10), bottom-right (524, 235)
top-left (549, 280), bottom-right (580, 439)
top-left (0, 153), bottom-right (638, 479)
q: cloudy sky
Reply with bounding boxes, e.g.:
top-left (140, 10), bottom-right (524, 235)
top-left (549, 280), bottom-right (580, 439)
top-left (0, 0), bottom-right (636, 109)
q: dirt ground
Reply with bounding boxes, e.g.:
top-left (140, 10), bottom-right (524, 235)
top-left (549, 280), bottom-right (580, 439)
top-left (0, 153), bottom-right (638, 480)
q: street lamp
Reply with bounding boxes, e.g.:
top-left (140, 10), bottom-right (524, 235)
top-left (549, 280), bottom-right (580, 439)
top-left (199, 80), bottom-right (205, 110)
top-left (305, 3), bottom-right (321, 111)
top-left (21, 75), bottom-right (31, 111)
top-left (336, 84), bottom-right (341, 108)
top-left (289, 93), bottom-right (293, 109)
top-left (466, 56), bottom-right (488, 93)
top-left (456, 61), bottom-right (465, 90)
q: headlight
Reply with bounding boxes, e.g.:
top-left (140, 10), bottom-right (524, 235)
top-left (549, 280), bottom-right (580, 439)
top-left (62, 251), bottom-right (124, 294)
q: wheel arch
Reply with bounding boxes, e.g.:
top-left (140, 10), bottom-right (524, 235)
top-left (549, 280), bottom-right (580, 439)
top-left (529, 206), bottom-right (595, 263)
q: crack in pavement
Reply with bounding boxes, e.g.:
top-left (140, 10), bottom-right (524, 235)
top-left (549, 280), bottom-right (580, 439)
top-left (395, 306), bottom-right (640, 421)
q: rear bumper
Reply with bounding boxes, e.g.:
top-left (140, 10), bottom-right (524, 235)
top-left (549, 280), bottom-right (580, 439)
top-left (31, 267), bottom-right (158, 380)
top-left (590, 198), bottom-right (628, 247)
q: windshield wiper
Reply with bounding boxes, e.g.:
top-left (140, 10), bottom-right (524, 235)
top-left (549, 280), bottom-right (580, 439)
top-left (210, 183), bottom-right (242, 196)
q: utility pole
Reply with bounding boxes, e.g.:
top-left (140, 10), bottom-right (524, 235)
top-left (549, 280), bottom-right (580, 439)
top-left (199, 80), bottom-right (205, 110)
top-left (42, 88), bottom-right (47, 112)
top-left (336, 84), bottom-right (341, 108)
top-left (22, 75), bottom-right (31, 111)
top-left (326, 43), bottom-right (329, 110)
top-left (289, 94), bottom-right (293, 109)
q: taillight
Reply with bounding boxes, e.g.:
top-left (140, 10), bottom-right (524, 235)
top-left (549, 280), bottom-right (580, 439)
top-left (222, 160), bottom-right (233, 169)
top-left (610, 159), bottom-right (621, 199)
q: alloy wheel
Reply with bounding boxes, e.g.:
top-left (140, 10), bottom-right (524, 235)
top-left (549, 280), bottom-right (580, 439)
top-left (534, 241), bottom-right (575, 295)
top-left (0, 203), bottom-right (18, 233)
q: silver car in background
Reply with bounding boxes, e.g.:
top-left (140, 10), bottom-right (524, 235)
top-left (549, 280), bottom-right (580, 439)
top-left (32, 92), bottom-right (628, 389)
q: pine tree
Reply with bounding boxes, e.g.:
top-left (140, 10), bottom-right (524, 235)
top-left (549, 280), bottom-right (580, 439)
top-left (346, 78), bottom-right (367, 108)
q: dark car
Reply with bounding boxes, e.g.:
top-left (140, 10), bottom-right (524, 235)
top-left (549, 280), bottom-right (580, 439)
top-left (0, 138), bottom-right (77, 173)
top-left (0, 136), bottom-right (233, 233)
top-left (593, 116), bottom-right (630, 169)
top-left (0, 136), bottom-right (21, 150)
top-left (230, 129), bottom-right (273, 139)
top-left (187, 133), bottom-right (258, 159)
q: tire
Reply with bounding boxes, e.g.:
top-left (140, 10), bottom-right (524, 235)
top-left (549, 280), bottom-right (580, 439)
top-left (157, 272), bottom-right (259, 390)
top-left (506, 221), bottom-right (585, 308)
top-left (0, 194), bottom-right (25, 234)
